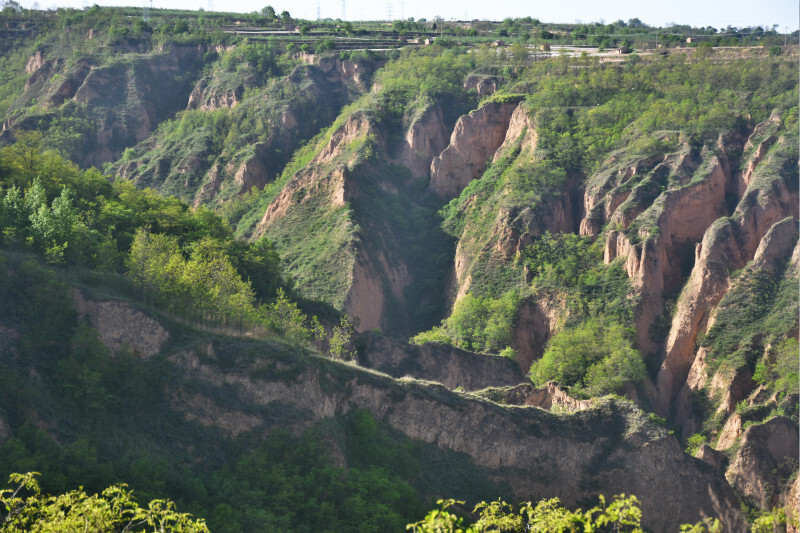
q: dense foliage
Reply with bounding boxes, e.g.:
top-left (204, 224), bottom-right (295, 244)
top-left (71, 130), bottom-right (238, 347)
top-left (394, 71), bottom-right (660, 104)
top-left (529, 318), bottom-right (646, 396)
top-left (411, 291), bottom-right (519, 356)
top-left (0, 472), bottom-right (208, 533)
top-left (407, 495), bottom-right (722, 533)
top-left (0, 132), bottom-right (360, 356)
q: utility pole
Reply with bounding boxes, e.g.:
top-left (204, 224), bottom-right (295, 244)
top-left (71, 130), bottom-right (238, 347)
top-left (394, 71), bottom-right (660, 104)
top-left (386, 2), bottom-right (393, 22)
top-left (341, 0), bottom-right (346, 21)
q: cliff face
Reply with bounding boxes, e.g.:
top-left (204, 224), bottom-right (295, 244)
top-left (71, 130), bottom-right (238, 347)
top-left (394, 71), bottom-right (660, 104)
top-left (251, 111), bottom-right (418, 332)
top-left (577, 113), bottom-right (798, 517)
top-left (73, 289), bottom-right (169, 358)
top-left (726, 416), bottom-right (799, 510)
top-left (78, 300), bottom-right (737, 533)
top-left (111, 58), bottom-right (381, 206)
top-left (6, 44), bottom-right (205, 167)
top-left (598, 124), bottom-right (797, 363)
top-left (435, 100), bottom-right (583, 309)
top-left (391, 104), bottom-right (452, 179)
top-left (430, 101), bottom-right (518, 199)
top-left (653, 134), bottom-right (798, 417)
top-left (359, 333), bottom-right (524, 390)
top-left (182, 345), bottom-right (741, 532)
top-left (663, 216), bottom-right (798, 426)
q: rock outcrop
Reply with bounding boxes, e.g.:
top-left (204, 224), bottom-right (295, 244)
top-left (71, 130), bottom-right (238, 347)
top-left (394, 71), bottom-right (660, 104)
top-left (463, 74), bottom-right (500, 96)
top-left (299, 53), bottom-right (385, 92)
top-left (234, 146), bottom-right (275, 192)
top-left (579, 153), bottom-right (665, 238)
top-left (715, 414), bottom-right (743, 451)
top-left (494, 103), bottom-right (537, 160)
top-left (344, 246), bottom-right (410, 332)
top-left (726, 416), bottom-right (799, 510)
top-left (254, 112), bottom-right (414, 332)
top-left (186, 74), bottom-right (247, 110)
top-left (695, 444), bottom-right (727, 472)
top-left (6, 44), bottom-right (207, 167)
top-left (359, 333), bottom-right (524, 390)
top-left (25, 50), bottom-right (45, 74)
top-left (392, 104), bottom-right (451, 178)
top-left (429, 101), bottom-right (518, 199)
top-left (73, 289), bottom-right (170, 358)
top-left (510, 296), bottom-right (562, 373)
top-left (256, 113), bottom-right (376, 233)
top-left (604, 148), bottom-right (733, 355)
top-left (477, 383), bottom-right (594, 411)
top-left (439, 100), bottom-right (582, 310)
top-left (167, 336), bottom-right (744, 533)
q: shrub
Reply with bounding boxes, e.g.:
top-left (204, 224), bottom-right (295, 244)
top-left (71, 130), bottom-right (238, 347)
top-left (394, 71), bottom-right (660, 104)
top-left (685, 433), bottom-right (707, 455)
top-left (411, 291), bottom-right (520, 354)
top-left (529, 318), bottom-right (645, 396)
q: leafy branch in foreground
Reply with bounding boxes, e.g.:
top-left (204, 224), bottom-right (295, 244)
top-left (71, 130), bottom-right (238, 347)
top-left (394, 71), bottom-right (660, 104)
top-left (407, 495), bottom-right (722, 533)
top-left (0, 472), bottom-right (208, 533)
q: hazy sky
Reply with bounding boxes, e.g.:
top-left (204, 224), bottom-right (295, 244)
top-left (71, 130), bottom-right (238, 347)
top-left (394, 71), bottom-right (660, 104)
top-left (16, 0), bottom-right (800, 31)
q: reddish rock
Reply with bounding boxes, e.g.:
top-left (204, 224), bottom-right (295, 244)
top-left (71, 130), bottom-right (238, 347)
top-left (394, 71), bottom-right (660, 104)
top-left (429, 101), bottom-right (517, 199)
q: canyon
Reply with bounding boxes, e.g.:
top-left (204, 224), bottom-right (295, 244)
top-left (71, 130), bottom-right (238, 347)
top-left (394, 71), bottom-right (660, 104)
top-left (0, 20), bottom-right (797, 532)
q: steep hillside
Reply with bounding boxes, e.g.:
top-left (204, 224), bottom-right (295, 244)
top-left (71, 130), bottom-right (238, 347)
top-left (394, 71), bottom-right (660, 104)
top-left (3, 39), bottom-right (207, 167)
top-left (243, 51), bottom-right (478, 335)
top-left (0, 260), bottom-right (744, 532)
top-left (110, 52), bottom-right (384, 207)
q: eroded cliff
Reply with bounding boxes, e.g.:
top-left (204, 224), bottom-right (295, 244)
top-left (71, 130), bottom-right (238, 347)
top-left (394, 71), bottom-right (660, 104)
top-left (93, 300), bottom-right (742, 533)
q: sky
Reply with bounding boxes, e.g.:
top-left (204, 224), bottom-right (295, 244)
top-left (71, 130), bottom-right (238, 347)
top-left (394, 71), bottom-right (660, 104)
top-left (15, 0), bottom-right (800, 32)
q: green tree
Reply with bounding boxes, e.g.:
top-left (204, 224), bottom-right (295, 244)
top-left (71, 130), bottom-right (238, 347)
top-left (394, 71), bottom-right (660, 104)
top-left (233, 236), bottom-right (285, 301)
top-left (261, 5), bottom-right (276, 21)
top-left (529, 318), bottom-right (645, 396)
top-left (125, 228), bottom-right (182, 303)
top-left (411, 291), bottom-right (519, 354)
top-left (0, 186), bottom-right (26, 245)
top-left (329, 315), bottom-right (355, 360)
top-left (0, 472), bottom-right (209, 533)
top-left (265, 288), bottom-right (309, 343)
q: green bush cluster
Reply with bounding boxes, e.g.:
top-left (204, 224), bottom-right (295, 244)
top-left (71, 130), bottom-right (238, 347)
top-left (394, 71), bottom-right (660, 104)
top-left (0, 472), bottom-right (209, 533)
top-left (411, 291), bottom-right (519, 355)
top-left (524, 233), bottom-right (634, 325)
top-left (529, 318), bottom-right (646, 396)
top-left (407, 495), bottom-right (722, 533)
